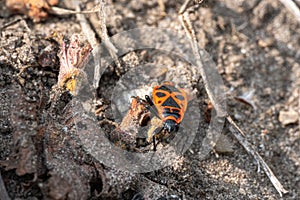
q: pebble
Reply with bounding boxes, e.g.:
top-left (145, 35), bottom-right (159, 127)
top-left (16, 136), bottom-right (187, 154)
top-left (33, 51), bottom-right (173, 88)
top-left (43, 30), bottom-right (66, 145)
top-left (278, 109), bottom-right (298, 126)
top-left (215, 134), bottom-right (234, 154)
top-left (258, 38), bottom-right (274, 48)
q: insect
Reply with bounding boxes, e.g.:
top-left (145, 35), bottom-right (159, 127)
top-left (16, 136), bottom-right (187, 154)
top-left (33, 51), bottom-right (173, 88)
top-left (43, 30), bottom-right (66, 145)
top-left (135, 82), bottom-right (188, 151)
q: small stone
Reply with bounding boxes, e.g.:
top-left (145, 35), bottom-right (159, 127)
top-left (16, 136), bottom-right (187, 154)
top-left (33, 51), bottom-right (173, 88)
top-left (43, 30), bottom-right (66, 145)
top-left (258, 38), bottom-right (274, 48)
top-left (278, 109), bottom-right (298, 126)
top-left (215, 134), bottom-right (234, 154)
top-left (239, 188), bottom-right (246, 195)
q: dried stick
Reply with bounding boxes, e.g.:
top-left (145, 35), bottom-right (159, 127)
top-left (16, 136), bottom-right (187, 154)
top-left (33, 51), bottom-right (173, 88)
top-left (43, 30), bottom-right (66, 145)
top-left (0, 172), bottom-right (10, 200)
top-left (227, 116), bottom-right (289, 196)
top-left (72, 0), bottom-right (101, 89)
top-left (179, 0), bottom-right (203, 14)
top-left (87, 0), bottom-right (121, 84)
top-left (279, 0), bottom-right (300, 23)
top-left (179, 4), bottom-right (288, 197)
top-left (0, 16), bottom-right (30, 32)
top-left (179, 11), bottom-right (226, 117)
top-left (50, 5), bottom-right (101, 15)
top-left (298, 88), bottom-right (300, 131)
top-left (95, 0), bottom-right (120, 67)
top-left (0, 18), bottom-right (21, 31)
top-left (179, 0), bottom-right (193, 14)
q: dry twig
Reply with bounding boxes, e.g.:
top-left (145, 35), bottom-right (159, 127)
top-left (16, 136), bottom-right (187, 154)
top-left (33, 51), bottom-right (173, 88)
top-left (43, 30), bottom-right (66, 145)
top-left (227, 116), bottom-right (289, 196)
top-left (72, 0), bottom-right (101, 89)
top-left (50, 5), bottom-right (101, 15)
top-left (179, 11), bottom-right (226, 118)
top-left (298, 88), bottom-right (300, 131)
top-left (95, 0), bottom-right (120, 69)
top-left (0, 18), bottom-right (21, 31)
top-left (279, 0), bottom-right (300, 23)
top-left (0, 16), bottom-right (30, 32)
top-left (178, 2), bottom-right (288, 197)
top-left (179, 0), bottom-right (193, 14)
top-left (62, 0), bottom-right (120, 89)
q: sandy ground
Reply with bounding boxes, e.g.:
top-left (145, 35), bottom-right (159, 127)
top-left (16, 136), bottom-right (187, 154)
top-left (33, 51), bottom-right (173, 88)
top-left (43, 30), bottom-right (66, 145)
top-left (0, 0), bottom-right (299, 199)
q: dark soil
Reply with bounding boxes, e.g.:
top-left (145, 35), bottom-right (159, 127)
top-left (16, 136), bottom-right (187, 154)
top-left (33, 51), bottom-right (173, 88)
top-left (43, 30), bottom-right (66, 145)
top-left (0, 0), bottom-right (299, 199)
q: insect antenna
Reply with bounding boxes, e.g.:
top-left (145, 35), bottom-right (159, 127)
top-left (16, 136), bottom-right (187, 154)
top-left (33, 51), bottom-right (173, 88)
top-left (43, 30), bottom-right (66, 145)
top-left (145, 95), bottom-right (161, 120)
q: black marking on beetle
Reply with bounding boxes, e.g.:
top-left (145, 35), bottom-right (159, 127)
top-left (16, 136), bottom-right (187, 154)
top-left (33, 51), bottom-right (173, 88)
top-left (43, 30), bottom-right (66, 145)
top-left (156, 92), bottom-right (166, 97)
top-left (161, 96), bottom-right (180, 108)
top-left (175, 94), bottom-right (185, 101)
top-left (158, 85), bottom-right (180, 93)
top-left (163, 107), bottom-right (180, 113)
top-left (162, 109), bottom-right (181, 120)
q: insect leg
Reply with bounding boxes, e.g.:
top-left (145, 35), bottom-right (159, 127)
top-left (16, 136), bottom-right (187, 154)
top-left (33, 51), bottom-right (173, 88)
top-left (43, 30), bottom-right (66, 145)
top-left (145, 95), bottom-right (161, 119)
top-left (131, 95), bottom-right (160, 119)
top-left (153, 136), bottom-right (156, 151)
top-left (131, 96), bottom-right (147, 104)
top-left (152, 126), bottom-right (164, 151)
top-left (145, 95), bottom-right (154, 106)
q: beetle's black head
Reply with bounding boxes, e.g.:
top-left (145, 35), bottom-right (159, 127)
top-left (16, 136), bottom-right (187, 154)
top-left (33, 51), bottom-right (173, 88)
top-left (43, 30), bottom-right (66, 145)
top-left (164, 119), bottom-right (179, 133)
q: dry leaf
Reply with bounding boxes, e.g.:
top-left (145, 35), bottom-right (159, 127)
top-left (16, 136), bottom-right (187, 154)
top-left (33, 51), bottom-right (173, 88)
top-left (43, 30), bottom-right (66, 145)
top-left (6, 0), bottom-right (59, 22)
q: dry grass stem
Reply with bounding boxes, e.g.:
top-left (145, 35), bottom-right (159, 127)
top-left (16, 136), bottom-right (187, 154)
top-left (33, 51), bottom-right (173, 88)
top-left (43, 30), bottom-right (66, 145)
top-left (179, 2), bottom-right (289, 197)
top-left (279, 0), bottom-right (300, 23)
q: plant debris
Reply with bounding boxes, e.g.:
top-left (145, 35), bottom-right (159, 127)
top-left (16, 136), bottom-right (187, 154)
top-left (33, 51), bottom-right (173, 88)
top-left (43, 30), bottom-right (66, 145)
top-left (6, 0), bottom-right (59, 22)
top-left (53, 33), bottom-right (92, 96)
top-left (179, 1), bottom-right (288, 197)
top-left (234, 89), bottom-right (257, 111)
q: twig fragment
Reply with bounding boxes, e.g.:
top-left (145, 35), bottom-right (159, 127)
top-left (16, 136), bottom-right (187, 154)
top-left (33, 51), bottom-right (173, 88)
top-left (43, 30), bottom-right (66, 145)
top-left (0, 18), bottom-right (21, 31)
top-left (228, 115), bottom-right (289, 197)
top-left (179, 11), bottom-right (226, 117)
top-left (179, 0), bottom-right (203, 14)
top-left (96, 0), bottom-right (120, 65)
top-left (157, 0), bottom-right (166, 15)
top-left (279, 0), bottom-right (300, 23)
top-left (298, 88), bottom-right (300, 131)
top-left (86, 0), bottom-right (121, 86)
top-left (72, 0), bottom-right (101, 89)
top-left (179, 0), bottom-right (193, 14)
top-left (50, 5), bottom-right (101, 15)
top-left (0, 16), bottom-right (30, 32)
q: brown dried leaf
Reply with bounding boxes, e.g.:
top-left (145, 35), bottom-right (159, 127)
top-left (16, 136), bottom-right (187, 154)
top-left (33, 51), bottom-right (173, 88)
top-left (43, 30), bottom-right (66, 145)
top-left (6, 0), bottom-right (59, 22)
